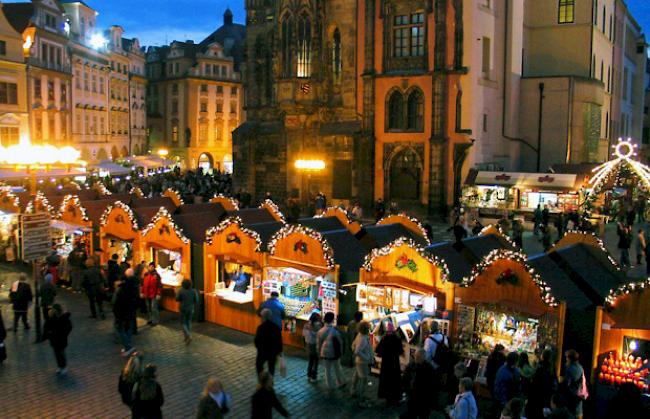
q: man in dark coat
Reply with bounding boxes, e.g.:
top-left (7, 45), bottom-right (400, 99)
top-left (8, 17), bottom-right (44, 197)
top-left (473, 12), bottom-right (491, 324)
top-left (43, 303), bottom-right (72, 375)
top-left (40, 273), bottom-right (57, 322)
top-left (401, 348), bottom-right (436, 419)
top-left (376, 322), bottom-right (404, 406)
top-left (113, 269), bottom-right (139, 356)
top-left (254, 308), bottom-right (283, 376)
top-left (106, 253), bottom-right (121, 293)
top-left (9, 273), bottom-right (33, 331)
top-left (82, 258), bottom-right (106, 319)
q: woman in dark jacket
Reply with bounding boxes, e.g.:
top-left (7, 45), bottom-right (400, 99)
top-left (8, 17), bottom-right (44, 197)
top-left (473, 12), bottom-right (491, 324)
top-left (43, 303), bottom-right (72, 375)
top-left (485, 344), bottom-right (506, 397)
top-left (132, 364), bottom-right (164, 419)
top-left (525, 349), bottom-right (558, 419)
top-left (251, 371), bottom-right (288, 419)
top-left (375, 322), bottom-right (403, 406)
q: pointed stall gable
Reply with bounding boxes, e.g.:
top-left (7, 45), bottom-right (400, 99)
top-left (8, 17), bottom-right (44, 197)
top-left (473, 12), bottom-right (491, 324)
top-left (100, 201), bottom-right (139, 238)
top-left (205, 216), bottom-right (263, 266)
top-left (268, 224), bottom-right (334, 271)
top-left (376, 213), bottom-right (430, 245)
top-left (210, 194), bottom-right (239, 211)
top-left (57, 195), bottom-right (92, 227)
top-left (141, 207), bottom-right (189, 248)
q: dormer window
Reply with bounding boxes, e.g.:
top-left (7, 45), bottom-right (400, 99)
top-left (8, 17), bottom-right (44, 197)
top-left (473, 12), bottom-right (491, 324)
top-left (44, 13), bottom-right (57, 29)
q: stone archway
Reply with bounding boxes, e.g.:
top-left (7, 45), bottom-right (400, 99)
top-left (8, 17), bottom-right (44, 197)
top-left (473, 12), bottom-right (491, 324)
top-left (198, 152), bottom-right (213, 172)
top-left (120, 146), bottom-right (128, 157)
top-left (132, 144), bottom-right (140, 155)
top-left (110, 146), bottom-right (119, 160)
top-left (388, 146), bottom-right (423, 202)
top-left (97, 148), bottom-right (109, 161)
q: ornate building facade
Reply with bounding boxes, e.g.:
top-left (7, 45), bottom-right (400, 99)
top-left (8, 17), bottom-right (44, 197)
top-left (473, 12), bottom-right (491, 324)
top-left (234, 0), bottom-right (471, 213)
top-left (146, 10), bottom-right (244, 171)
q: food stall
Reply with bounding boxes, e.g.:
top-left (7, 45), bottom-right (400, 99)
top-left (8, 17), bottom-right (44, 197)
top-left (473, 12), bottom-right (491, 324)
top-left (99, 201), bottom-right (141, 265)
top-left (453, 249), bottom-right (565, 384)
top-left (259, 199), bottom-right (286, 223)
top-left (315, 207), bottom-right (362, 235)
top-left (140, 207), bottom-right (192, 312)
top-left (358, 236), bottom-right (453, 370)
top-left (462, 170), bottom-right (587, 224)
top-left (266, 224), bottom-right (341, 347)
top-left (203, 216), bottom-right (275, 334)
top-left (593, 279), bottom-right (650, 415)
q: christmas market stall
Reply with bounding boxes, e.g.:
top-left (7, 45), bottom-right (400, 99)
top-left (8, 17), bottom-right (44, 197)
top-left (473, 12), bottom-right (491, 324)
top-left (593, 279), bottom-right (650, 416)
top-left (450, 248), bottom-right (565, 385)
top-left (357, 236), bottom-right (452, 370)
top-left (265, 224), bottom-right (367, 347)
top-left (203, 216), bottom-right (283, 334)
top-left (53, 194), bottom-right (95, 255)
top-left (99, 201), bottom-right (142, 265)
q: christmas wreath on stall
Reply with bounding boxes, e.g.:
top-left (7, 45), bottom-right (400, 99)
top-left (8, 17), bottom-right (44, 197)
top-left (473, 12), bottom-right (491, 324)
top-left (226, 233), bottom-right (241, 244)
top-left (496, 268), bottom-right (519, 286)
top-left (395, 254), bottom-right (418, 273)
top-left (294, 240), bottom-right (308, 254)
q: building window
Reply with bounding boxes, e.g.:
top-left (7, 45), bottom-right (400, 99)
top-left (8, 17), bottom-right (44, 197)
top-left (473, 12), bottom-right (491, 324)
top-left (230, 101), bottom-right (237, 114)
top-left (171, 124), bottom-right (178, 142)
top-left (387, 90), bottom-right (404, 130)
top-left (332, 28), bottom-right (342, 83)
top-left (558, 0), bottom-right (575, 24)
top-left (483, 113), bottom-right (488, 132)
top-left (607, 67), bottom-right (611, 92)
top-left (48, 81), bottom-right (54, 101)
top-left (406, 89), bottom-right (424, 131)
top-left (216, 86), bottom-right (223, 94)
top-left (99, 77), bottom-right (104, 94)
top-left (34, 79), bottom-right (42, 99)
top-left (216, 103), bottom-right (223, 113)
top-left (35, 116), bottom-right (43, 139)
top-left (410, 13), bottom-right (425, 57)
top-left (393, 15), bottom-right (409, 58)
top-left (200, 84), bottom-right (208, 93)
top-left (600, 61), bottom-right (604, 82)
top-left (281, 14), bottom-right (294, 77)
top-left (297, 13), bottom-right (312, 78)
top-left (61, 84), bottom-right (67, 104)
top-left (215, 123), bottom-right (222, 141)
top-left (0, 127), bottom-right (19, 146)
top-left (200, 101), bottom-right (207, 112)
top-left (84, 72), bottom-right (89, 91)
top-left (231, 86), bottom-right (238, 95)
top-left (75, 71), bottom-right (81, 89)
top-left (205, 64), bottom-right (211, 76)
top-left (0, 82), bottom-right (18, 104)
top-left (393, 13), bottom-right (425, 58)
top-left (92, 75), bottom-right (97, 93)
top-left (48, 114), bottom-right (55, 140)
top-left (623, 68), bottom-right (628, 100)
top-left (221, 66), bottom-right (227, 77)
top-left (602, 6), bottom-right (606, 33)
top-left (171, 100), bottom-right (178, 113)
top-left (481, 37), bottom-right (491, 77)
top-left (199, 123), bottom-right (207, 143)
top-left (0, 41), bottom-right (6, 56)
top-left (174, 63), bottom-right (179, 74)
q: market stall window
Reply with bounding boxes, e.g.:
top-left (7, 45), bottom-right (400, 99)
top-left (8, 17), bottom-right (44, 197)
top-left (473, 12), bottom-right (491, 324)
top-left (106, 237), bottom-right (132, 263)
top-left (213, 262), bottom-right (254, 304)
top-left (151, 247), bottom-right (183, 287)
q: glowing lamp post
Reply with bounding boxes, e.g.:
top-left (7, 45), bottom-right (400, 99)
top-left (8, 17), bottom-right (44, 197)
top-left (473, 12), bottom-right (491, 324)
top-left (294, 159), bottom-right (325, 209)
top-left (0, 135), bottom-right (85, 341)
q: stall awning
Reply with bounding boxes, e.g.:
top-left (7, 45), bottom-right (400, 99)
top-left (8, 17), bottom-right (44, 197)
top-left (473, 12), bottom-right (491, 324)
top-left (51, 220), bottom-right (92, 234)
top-left (89, 161), bottom-right (131, 176)
top-left (467, 171), bottom-right (582, 190)
top-left (0, 167), bottom-right (87, 181)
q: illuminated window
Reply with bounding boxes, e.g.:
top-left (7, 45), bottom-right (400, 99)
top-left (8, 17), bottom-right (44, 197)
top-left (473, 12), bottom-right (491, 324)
top-left (171, 123), bottom-right (178, 142)
top-left (0, 127), bottom-right (19, 146)
top-left (332, 29), bottom-right (342, 84)
top-left (558, 0), bottom-right (575, 24)
top-left (297, 13), bottom-right (312, 78)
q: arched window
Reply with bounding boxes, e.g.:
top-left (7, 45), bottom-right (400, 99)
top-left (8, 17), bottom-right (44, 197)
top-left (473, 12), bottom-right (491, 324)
top-left (332, 28), bottom-right (342, 83)
top-left (297, 13), bottom-right (312, 78)
top-left (407, 89), bottom-right (424, 131)
top-left (387, 91), bottom-right (404, 130)
top-left (281, 15), bottom-right (293, 77)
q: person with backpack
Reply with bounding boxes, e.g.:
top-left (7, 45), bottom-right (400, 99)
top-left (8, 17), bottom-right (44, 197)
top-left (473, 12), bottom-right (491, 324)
top-left (316, 312), bottom-right (345, 391)
top-left (141, 263), bottom-right (162, 325)
top-left (424, 320), bottom-right (449, 369)
top-left (561, 349), bottom-right (587, 419)
top-left (176, 279), bottom-right (199, 345)
top-left (42, 303), bottom-right (72, 375)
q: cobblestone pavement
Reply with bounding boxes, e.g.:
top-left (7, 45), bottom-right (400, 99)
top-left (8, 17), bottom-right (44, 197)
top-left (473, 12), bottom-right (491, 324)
top-left (0, 263), bottom-right (451, 419)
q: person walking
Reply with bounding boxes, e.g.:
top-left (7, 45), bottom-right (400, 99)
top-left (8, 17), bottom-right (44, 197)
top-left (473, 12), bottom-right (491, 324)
top-left (635, 229), bottom-right (646, 265)
top-left (560, 349), bottom-right (587, 419)
top-left (512, 219), bottom-right (524, 248)
top-left (317, 312), bottom-right (345, 391)
top-left (525, 349), bottom-right (558, 419)
top-left (107, 253), bottom-right (122, 295)
top-left (251, 371), bottom-right (289, 419)
top-left (42, 303), bottom-right (72, 375)
top-left (196, 377), bottom-right (231, 419)
top-left (302, 312), bottom-right (322, 382)
top-left (401, 348), bottom-right (436, 419)
top-left (131, 363), bottom-right (164, 419)
top-left (518, 352), bottom-right (535, 395)
top-left (176, 279), bottom-right (199, 345)
top-left (118, 351), bottom-right (144, 408)
top-left (82, 258), bottom-right (106, 319)
top-left (494, 352), bottom-right (522, 414)
top-left (68, 242), bottom-right (87, 292)
top-left (350, 321), bottom-right (374, 407)
top-left (542, 205), bottom-right (550, 227)
top-left (113, 271), bottom-right (139, 356)
top-left (258, 291), bottom-right (285, 329)
top-left (9, 273), bottom-right (33, 332)
top-left (40, 272), bottom-right (57, 322)
top-left (254, 309), bottom-right (283, 376)
top-left (142, 263), bottom-right (162, 326)
top-left (617, 223), bottom-right (632, 268)
top-left (533, 205), bottom-right (543, 235)
top-left (446, 377), bottom-right (478, 419)
top-left (375, 322), bottom-right (403, 407)
top-left (343, 311), bottom-right (363, 367)
top-left (541, 225), bottom-right (552, 251)
top-left (423, 320), bottom-right (448, 369)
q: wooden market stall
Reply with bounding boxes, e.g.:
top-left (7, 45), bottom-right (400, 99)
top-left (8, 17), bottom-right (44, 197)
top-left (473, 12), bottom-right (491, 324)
top-left (376, 213), bottom-right (431, 244)
top-left (452, 249), bottom-right (566, 385)
top-left (98, 201), bottom-right (142, 265)
top-left (54, 194), bottom-right (95, 254)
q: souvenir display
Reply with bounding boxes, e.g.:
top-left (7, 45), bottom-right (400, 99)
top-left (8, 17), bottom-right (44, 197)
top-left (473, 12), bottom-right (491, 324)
top-left (264, 267), bottom-right (333, 321)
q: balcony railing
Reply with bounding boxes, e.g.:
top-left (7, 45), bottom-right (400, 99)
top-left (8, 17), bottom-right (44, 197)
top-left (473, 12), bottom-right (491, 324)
top-left (27, 57), bottom-right (72, 74)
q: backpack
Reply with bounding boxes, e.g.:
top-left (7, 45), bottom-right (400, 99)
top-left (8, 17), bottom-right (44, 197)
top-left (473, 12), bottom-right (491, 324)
top-left (429, 334), bottom-right (450, 367)
top-left (322, 328), bottom-right (342, 360)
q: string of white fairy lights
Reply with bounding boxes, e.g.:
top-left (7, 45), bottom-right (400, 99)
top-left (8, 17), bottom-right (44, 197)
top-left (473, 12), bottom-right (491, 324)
top-left (205, 216), bottom-right (262, 251)
top-left (259, 199), bottom-right (286, 223)
top-left (267, 224), bottom-right (335, 270)
top-left (58, 194), bottom-right (89, 221)
top-left (588, 138), bottom-right (650, 196)
top-left (212, 194), bottom-right (240, 210)
top-left (377, 212), bottom-right (431, 245)
top-left (606, 276), bottom-right (650, 306)
top-left (140, 206), bottom-right (190, 244)
top-left (560, 229), bottom-right (621, 271)
top-left (100, 201), bottom-right (139, 231)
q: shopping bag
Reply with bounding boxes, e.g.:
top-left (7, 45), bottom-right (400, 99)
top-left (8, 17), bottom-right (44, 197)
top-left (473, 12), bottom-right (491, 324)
top-left (278, 355), bottom-right (287, 377)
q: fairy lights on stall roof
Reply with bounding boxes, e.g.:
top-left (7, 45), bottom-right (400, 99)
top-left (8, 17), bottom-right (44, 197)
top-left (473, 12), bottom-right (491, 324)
top-left (377, 212), bottom-right (431, 245)
top-left (163, 188), bottom-right (184, 206)
top-left (315, 206), bottom-right (353, 223)
top-left (140, 206), bottom-right (190, 244)
top-left (205, 216), bottom-right (262, 250)
top-left (479, 224), bottom-right (518, 249)
top-left (561, 229), bottom-right (621, 271)
top-left (259, 199), bottom-right (286, 224)
top-left (0, 188), bottom-right (20, 210)
top-left (100, 201), bottom-right (139, 231)
top-left (211, 193), bottom-right (240, 210)
top-left (461, 248), bottom-right (558, 307)
top-left (267, 224), bottom-right (335, 270)
top-left (606, 277), bottom-right (650, 306)
top-left (93, 181), bottom-right (112, 196)
top-left (57, 194), bottom-right (89, 221)
top-left (362, 236), bottom-right (450, 283)
top-left (26, 191), bottom-right (54, 215)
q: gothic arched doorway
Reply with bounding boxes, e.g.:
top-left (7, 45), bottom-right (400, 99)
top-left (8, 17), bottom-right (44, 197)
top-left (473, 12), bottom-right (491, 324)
top-left (198, 152), bottom-right (213, 172)
top-left (389, 147), bottom-right (422, 202)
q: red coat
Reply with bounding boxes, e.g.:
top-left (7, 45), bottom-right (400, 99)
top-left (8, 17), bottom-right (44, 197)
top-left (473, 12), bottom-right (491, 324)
top-left (141, 272), bottom-right (162, 299)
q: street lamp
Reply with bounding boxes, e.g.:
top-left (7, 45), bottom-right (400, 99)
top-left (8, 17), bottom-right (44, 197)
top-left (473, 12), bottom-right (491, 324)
top-left (294, 159), bottom-right (325, 211)
top-left (0, 135), bottom-right (85, 341)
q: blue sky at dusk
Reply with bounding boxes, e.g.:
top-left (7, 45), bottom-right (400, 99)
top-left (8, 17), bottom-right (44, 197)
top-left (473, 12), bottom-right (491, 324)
top-left (8, 1), bottom-right (650, 48)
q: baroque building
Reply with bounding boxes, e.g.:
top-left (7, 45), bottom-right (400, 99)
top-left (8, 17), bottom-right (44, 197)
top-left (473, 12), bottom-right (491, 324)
top-left (146, 10), bottom-right (244, 171)
top-left (234, 0), bottom-right (471, 213)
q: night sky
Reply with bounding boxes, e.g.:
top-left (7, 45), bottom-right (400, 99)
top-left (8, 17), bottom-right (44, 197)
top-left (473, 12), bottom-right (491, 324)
top-left (9, 1), bottom-right (649, 47)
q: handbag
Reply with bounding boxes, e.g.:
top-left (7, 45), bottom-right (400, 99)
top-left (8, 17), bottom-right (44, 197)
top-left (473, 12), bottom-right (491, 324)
top-left (278, 355), bottom-right (287, 377)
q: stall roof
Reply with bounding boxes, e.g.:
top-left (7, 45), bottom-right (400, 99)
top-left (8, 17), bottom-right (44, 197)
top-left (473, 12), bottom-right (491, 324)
top-left (132, 207), bottom-right (164, 227)
top-left (175, 202), bottom-right (226, 219)
top-left (548, 243), bottom-right (626, 306)
top-left (527, 253), bottom-right (594, 310)
top-left (88, 161), bottom-right (132, 176)
top-left (463, 234), bottom-right (516, 261)
top-left (465, 170), bottom-right (583, 190)
top-left (130, 196), bottom-right (177, 212)
top-left (99, 193), bottom-right (132, 203)
top-left (361, 224), bottom-right (429, 250)
top-left (82, 199), bottom-right (120, 225)
top-left (321, 229), bottom-right (368, 273)
top-left (246, 221), bottom-right (284, 251)
top-left (229, 208), bottom-right (277, 225)
top-left (298, 216), bottom-right (346, 233)
top-left (66, 189), bottom-right (101, 202)
top-left (174, 213), bottom-right (222, 244)
top-left (426, 242), bottom-right (473, 284)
